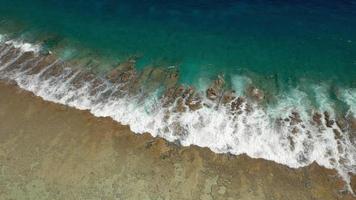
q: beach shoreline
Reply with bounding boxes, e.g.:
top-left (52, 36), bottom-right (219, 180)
top-left (0, 81), bottom-right (355, 199)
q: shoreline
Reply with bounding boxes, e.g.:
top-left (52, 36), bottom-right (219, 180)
top-left (0, 38), bottom-right (354, 181)
top-left (0, 81), bottom-right (355, 199)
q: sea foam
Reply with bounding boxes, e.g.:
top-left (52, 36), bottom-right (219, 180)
top-left (0, 37), bottom-right (355, 193)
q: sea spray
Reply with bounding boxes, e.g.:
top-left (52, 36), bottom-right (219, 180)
top-left (0, 37), bottom-right (355, 193)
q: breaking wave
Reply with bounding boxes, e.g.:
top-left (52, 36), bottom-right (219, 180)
top-left (0, 35), bottom-right (355, 193)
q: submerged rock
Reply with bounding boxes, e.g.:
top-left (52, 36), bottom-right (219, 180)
top-left (186, 99), bottom-right (202, 111)
top-left (162, 85), bottom-right (185, 107)
top-left (107, 59), bottom-right (136, 83)
top-left (71, 71), bottom-right (96, 88)
top-left (221, 90), bottom-right (236, 104)
top-left (44, 62), bottom-right (64, 77)
top-left (289, 111), bottom-right (302, 125)
top-left (333, 129), bottom-right (342, 140)
top-left (164, 68), bottom-right (179, 89)
top-left (206, 75), bottom-right (225, 101)
top-left (324, 111), bottom-right (334, 128)
top-left (206, 87), bottom-right (218, 100)
top-left (26, 55), bottom-right (57, 75)
top-left (312, 112), bottom-right (323, 126)
top-left (336, 118), bottom-right (348, 132)
top-left (349, 117), bottom-right (356, 144)
top-left (182, 87), bottom-right (202, 111)
top-left (174, 97), bottom-right (187, 113)
top-left (231, 97), bottom-right (245, 112)
top-left (2, 51), bottom-right (36, 72)
top-left (162, 87), bottom-right (177, 107)
top-left (246, 86), bottom-right (264, 102)
top-left (183, 86), bottom-right (194, 99)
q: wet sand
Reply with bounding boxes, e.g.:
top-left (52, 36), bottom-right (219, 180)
top-left (0, 81), bottom-right (354, 200)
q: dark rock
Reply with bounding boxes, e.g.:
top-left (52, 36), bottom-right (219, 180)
top-left (221, 91), bottom-right (236, 104)
top-left (206, 75), bottom-right (225, 101)
top-left (244, 103), bottom-right (253, 113)
top-left (174, 97), bottom-right (186, 113)
top-left (289, 111), bottom-right (302, 125)
top-left (107, 59), bottom-right (136, 83)
top-left (206, 88), bottom-right (218, 100)
top-left (312, 112), bottom-right (322, 126)
top-left (326, 119), bottom-right (334, 128)
top-left (175, 86), bottom-right (185, 98)
top-left (186, 99), bottom-right (202, 111)
top-left (162, 87), bottom-right (176, 107)
top-left (183, 87), bottom-right (194, 99)
top-left (120, 70), bottom-right (135, 82)
top-left (162, 85), bottom-right (187, 107)
top-left (324, 111), bottom-right (334, 128)
top-left (231, 97), bottom-right (245, 112)
top-left (184, 88), bottom-right (202, 111)
top-left (336, 118), bottom-right (348, 131)
top-left (333, 129), bottom-right (342, 140)
top-left (292, 127), bottom-right (299, 135)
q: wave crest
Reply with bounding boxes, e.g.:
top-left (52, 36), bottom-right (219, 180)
top-left (0, 36), bottom-right (355, 193)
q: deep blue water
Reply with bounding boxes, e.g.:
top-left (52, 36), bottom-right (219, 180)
top-left (0, 0), bottom-right (355, 104)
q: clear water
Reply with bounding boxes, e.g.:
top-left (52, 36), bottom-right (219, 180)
top-left (0, 0), bottom-right (356, 192)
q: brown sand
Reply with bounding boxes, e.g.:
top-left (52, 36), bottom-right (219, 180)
top-left (0, 82), bottom-right (354, 200)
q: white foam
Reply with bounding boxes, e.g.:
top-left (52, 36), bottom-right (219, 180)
top-left (267, 88), bottom-right (311, 119)
top-left (5, 40), bottom-right (41, 53)
top-left (0, 40), bottom-right (355, 193)
top-left (312, 84), bottom-right (336, 117)
top-left (340, 88), bottom-right (356, 117)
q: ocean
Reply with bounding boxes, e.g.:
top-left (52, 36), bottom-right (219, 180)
top-left (0, 0), bottom-right (355, 192)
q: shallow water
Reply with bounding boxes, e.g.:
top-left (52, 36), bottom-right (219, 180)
top-left (1, 1), bottom-right (356, 85)
top-left (0, 0), bottom-right (355, 193)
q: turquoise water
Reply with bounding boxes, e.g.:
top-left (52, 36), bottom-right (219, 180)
top-left (0, 0), bottom-right (355, 105)
top-left (1, 1), bottom-right (356, 189)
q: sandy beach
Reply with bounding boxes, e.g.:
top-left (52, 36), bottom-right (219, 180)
top-left (0, 81), bottom-right (354, 200)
